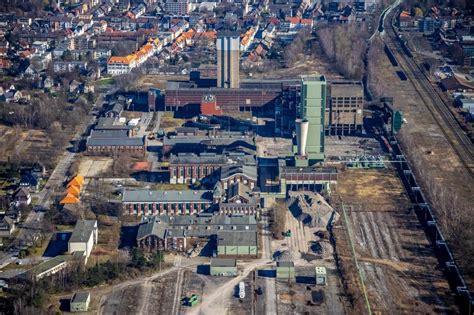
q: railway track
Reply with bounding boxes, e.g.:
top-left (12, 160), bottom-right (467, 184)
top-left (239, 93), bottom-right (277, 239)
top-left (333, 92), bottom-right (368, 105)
top-left (384, 14), bottom-right (474, 174)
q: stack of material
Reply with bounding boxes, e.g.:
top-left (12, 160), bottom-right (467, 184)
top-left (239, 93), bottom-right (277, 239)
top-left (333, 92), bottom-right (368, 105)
top-left (60, 175), bottom-right (84, 204)
top-left (288, 191), bottom-right (339, 230)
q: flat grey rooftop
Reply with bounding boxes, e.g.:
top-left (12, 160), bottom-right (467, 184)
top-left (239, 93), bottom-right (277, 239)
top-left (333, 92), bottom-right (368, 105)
top-left (217, 231), bottom-right (257, 246)
top-left (210, 258), bottom-right (237, 267)
top-left (123, 190), bottom-right (212, 203)
top-left (71, 292), bottom-right (90, 303)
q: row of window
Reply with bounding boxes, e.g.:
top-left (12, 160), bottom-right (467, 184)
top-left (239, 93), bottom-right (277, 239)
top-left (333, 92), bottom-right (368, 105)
top-left (129, 202), bottom-right (209, 211)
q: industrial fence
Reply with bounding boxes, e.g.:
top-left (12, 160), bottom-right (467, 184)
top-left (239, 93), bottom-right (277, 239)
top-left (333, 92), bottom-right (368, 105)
top-left (387, 135), bottom-right (473, 315)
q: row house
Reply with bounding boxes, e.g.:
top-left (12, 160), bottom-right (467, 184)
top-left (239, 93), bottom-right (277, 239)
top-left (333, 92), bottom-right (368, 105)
top-left (107, 39), bottom-right (161, 75)
top-left (281, 17), bottom-right (313, 32)
top-left (122, 190), bottom-right (213, 216)
top-left (171, 29), bottom-right (194, 53)
top-left (240, 26), bottom-right (258, 52)
top-left (53, 60), bottom-right (88, 73)
top-left (169, 20), bottom-right (189, 40)
top-left (69, 48), bottom-right (111, 60)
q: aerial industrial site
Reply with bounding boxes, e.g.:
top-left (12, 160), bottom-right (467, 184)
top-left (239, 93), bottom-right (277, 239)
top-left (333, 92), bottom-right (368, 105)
top-left (0, 0), bottom-right (472, 314)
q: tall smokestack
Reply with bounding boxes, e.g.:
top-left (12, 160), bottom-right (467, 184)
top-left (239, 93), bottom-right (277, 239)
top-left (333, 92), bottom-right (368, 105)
top-left (295, 119), bottom-right (309, 156)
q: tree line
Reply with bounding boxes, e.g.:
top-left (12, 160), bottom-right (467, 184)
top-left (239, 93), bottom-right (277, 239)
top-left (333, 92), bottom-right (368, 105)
top-left (316, 22), bottom-right (369, 80)
top-left (3, 248), bottom-right (164, 314)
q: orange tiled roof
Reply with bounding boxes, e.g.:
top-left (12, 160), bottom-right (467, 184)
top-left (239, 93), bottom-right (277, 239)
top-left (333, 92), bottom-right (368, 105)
top-left (108, 56), bottom-right (130, 64)
top-left (400, 10), bottom-right (410, 17)
top-left (60, 193), bottom-right (80, 204)
top-left (67, 175), bottom-right (84, 187)
top-left (132, 161), bottom-right (150, 171)
top-left (0, 59), bottom-right (11, 68)
top-left (285, 17), bottom-right (300, 24)
top-left (66, 185), bottom-right (81, 196)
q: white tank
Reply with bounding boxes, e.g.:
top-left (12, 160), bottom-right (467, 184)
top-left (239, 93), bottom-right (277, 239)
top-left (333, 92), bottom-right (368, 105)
top-left (295, 119), bottom-right (309, 156)
top-left (239, 281), bottom-right (245, 299)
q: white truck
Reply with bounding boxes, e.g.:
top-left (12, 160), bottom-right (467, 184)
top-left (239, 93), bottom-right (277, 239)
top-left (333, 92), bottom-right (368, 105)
top-left (239, 282), bottom-right (245, 299)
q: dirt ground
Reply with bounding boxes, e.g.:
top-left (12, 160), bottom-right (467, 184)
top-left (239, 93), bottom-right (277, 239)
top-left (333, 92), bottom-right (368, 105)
top-left (256, 136), bottom-right (292, 157)
top-left (78, 157), bottom-right (113, 178)
top-left (325, 136), bottom-right (384, 158)
top-left (0, 125), bottom-right (52, 163)
top-left (98, 268), bottom-right (177, 315)
top-left (274, 265), bottom-right (344, 315)
top-left (177, 268), bottom-right (254, 315)
top-left (370, 36), bottom-right (474, 286)
top-left (160, 112), bottom-right (186, 132)
top-left (88, 219), bottom-right (121, 266)
top-left (248, 41), bottom-right (343, 81)
top-left (135, 74), bottom-right (189, 91)
top-left (334, 168), bottom-right (456, 314)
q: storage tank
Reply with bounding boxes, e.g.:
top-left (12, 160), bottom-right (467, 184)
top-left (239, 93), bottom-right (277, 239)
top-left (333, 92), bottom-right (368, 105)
top-left (295, 119), bottom-right (309, 156)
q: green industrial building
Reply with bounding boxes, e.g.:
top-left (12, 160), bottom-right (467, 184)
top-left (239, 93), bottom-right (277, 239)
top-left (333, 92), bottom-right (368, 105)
top-left (210, 258), bottom-right (238, 276)
top-left (217, 231), bottom-right (258, 256)
top-left (70, 292), bottom-right (90, 312)
top-left (276, 261), bottom-right (296, 280)
top-left (294, 75), bottom-right (326, 166)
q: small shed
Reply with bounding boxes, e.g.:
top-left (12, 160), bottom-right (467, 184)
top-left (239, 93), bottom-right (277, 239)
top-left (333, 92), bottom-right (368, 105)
top-left (276, 261), bottom-right (295, 280)
top-left (70, 291), bottom-right (90, 312)
top-left (210, 258), bottom-right (238, 276)
top-left (315, 266), bottom-right (327, 285)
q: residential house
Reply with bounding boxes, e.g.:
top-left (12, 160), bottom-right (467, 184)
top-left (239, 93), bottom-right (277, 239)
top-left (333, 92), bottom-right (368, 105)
top-left (69, 80), bottom-right (82, 93)
top-left (0, 59), bottom-right (11, 73)
top-left (53, 60), bottom-right (88, 73)
top-left (19, 173), bottom-right (39, 192)
top-left (13, 188), bottom-right (31, 206)
top-left (0, 217), bottom-right (15, 238)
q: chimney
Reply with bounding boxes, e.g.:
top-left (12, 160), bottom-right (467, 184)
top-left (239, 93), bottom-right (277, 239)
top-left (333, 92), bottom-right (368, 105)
top-left (295, 119), bottom-right (309, 156)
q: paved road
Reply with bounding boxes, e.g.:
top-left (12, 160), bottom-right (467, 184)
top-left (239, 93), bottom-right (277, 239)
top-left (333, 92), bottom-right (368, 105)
top-left (187, 210), bottom-right (275, 315)
top-left (146, 111), bottom-right (163, 171)
top-left (261, 210), bottom-right (277, 315)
